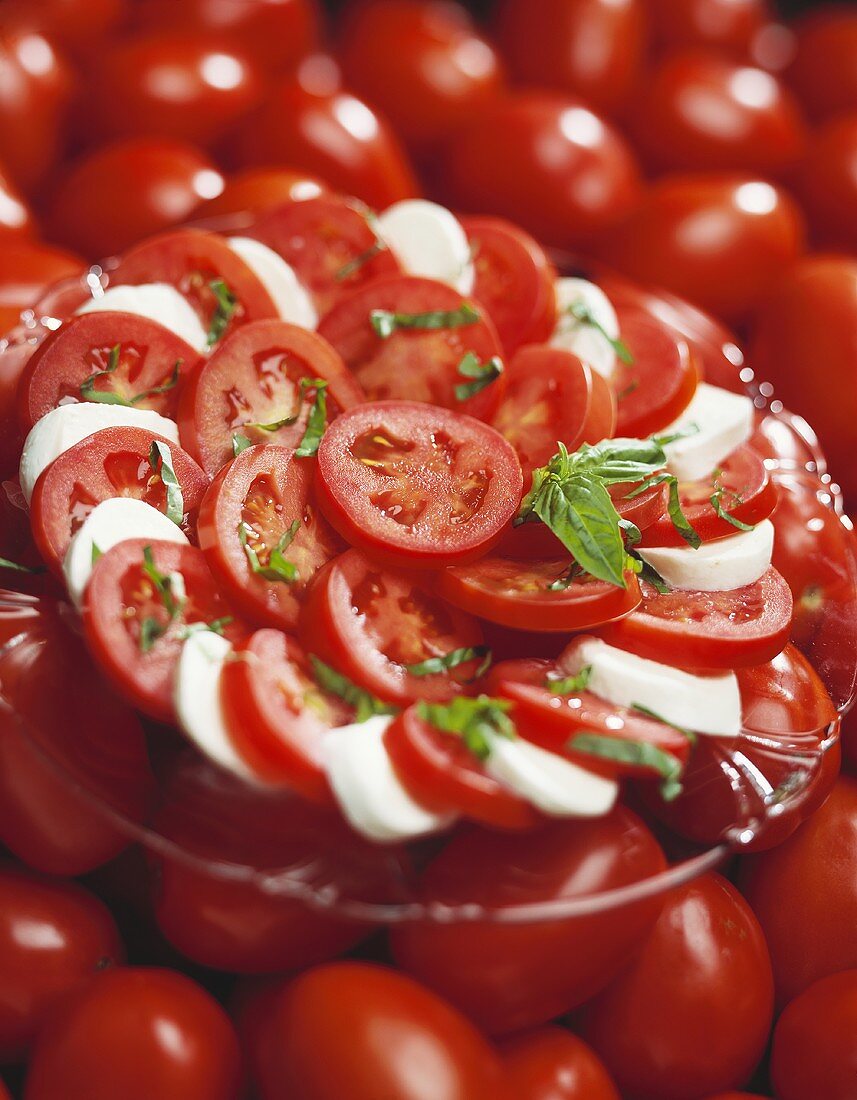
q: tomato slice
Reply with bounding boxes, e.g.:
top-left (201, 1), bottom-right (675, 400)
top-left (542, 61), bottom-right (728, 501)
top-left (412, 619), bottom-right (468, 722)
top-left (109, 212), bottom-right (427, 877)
top-left (487, 657), bottom-right (693, 777)
top-left (611, 305), bottom-right (700, 437)
top-left (197, 443), bottom-right (341, 631)
top-left (83, 539), bottom-right (245, 721)
top-left (491, 345), bottom-right (593, 486)
top-left (31, 426), bottom-right (209, 572)
top-left (177, 318), bottom-right (365, 475)
top-left (317, 275), bottom-right (506, 420)
top-left (220, 628), bottom-right (351, 802)
top-left (109, 228), bottom-right (279, 345)
top-left (582, 365), bottom-right (618, 443)
top-left (460, 215), bottom-right (557, 354)
top-left (639, 444), bottom-right (778, 547)
top-left (384, 706), bottom-right (541, 831)
top-left (438, 556), bottom-right (641, 632)
top-left (18, 311), bottom-right (201, 430)
top-left (600, 567), bottom-right (794, 670)
top-left (251, 195), bottom-right (401, 316)
top-left (299, 548), bottom-right (485, 705)
top-left (315, 401), bottom-right (523, 568)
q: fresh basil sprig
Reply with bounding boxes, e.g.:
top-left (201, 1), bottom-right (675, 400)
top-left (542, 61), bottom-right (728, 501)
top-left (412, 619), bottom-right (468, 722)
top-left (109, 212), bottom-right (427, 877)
top-left (710, 473), bottom-right (754, 533)
top-left (207, 279), bottom-right (237, 346)
top-left (0, 556), bottom-right (44, 575)
top-left (546, 665), bottom-right (592, 695)
top-left (563, 300), bottom-right (633, 365)
top-left (139, 545), bottom-right (186, 653)
top-left (406, 646), bottom-right (492, 680)
top-left (370, 302), bottom-right (480, 339)
top-left (148, 441), bottom-right (184, 527)
top-left (310, 656), bottom-right (398, 723)
top-left (80, 345), bottom-right (181, 407)
top-left (569, 732), bottom-right (685, 801)
top-left (241, 378), bottom-right (328, 458)
top-left (417, 695), bottom-right (515, 761)
top-left (239, 520), bottom-right (300, 584)
top-left (454, 353), bottom-right (504, 402)
top-left (232, 433), bottom-right (252, 457)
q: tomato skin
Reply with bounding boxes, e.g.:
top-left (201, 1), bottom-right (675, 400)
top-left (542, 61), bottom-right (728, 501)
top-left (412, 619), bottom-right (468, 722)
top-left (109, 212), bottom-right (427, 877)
top-left (24, 968), bottom-right (242, 1100)
top-left (338, 1), bottom-right (506, 155)
top-left (647, 0), bottom-right (771, 57)
top-left (0, 165), bottom-right (33, 239)
top-left (46, 139), bottom-right (225, 259)
top-left (500, 1028), bottom-right (620, 1100)
top-left (794, 115), bottom-right (857, 254)
top-left (391, 810), bottom-right (666, 1034)
top-left (194, 167), bottom-right (327, 221)
top-left (785, 6), bottom-right (857, 121)
top-left (0, 867), bottom-right (123, 1064)
top-left (738, 775), bottom-right (857, 1007)
top-left (439, 93), bottom-right (642, 252)
top-left (770, 971), bottom-right (857, 1100)
top-left (596, 174), bottom-right (805, 325)
top-left (234, 56), bottom-right (419, 209)
top-left (580, 873), bottom-right (773, 1100)
top-left (493, 0), bottom-right (646, 117)
top-left (0, 239), bottom-right (84, 338)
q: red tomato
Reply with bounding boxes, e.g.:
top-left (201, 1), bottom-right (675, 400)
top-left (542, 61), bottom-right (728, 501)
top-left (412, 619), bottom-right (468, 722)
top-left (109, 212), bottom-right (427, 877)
top-left (738, 775), bottom-right (857, 1005)
top-left (628, 51), bottom-right (806, 176)
top-left (0, 867), bottom-right (122, 1064)
top-left (794, 115), bottom-right (857, 254)
top-left (235, 54), bottom-right (419, 209)
top-left (19, 312), bottom-right (203, 430)
top-left (338, 0), bottom-right (505, 154)
top-left (299, 548), bottom-right (485, 704)
top-left (220, 628), bottom-right (349, 799)
top-left (31, 427), bottom-right (209, 572)
top-left (439, 92), bottom-right (642, 252)
top-left (501, 1027), bottom-right (620, 1100)
top-left (0, 30), bottom-right (72, 190)
top-left (178, 317), bottom-right (364, 475)
top-left (785, 6), bottom-right (857, 121)
top-left (317, 275), bottom-right (505, 417)
top-left (384, 704), bottom-right (542, 830)
top-left (461, 216), bottom-right (557, 354)
top-left (2, 0), bottom-right (125, 58)
top-left (0, 165), bottom-right (33, 239)
top-left (579, 873), bottom-right (773, 1100)
top-left (86, 34), bottom-right (266, 149)
top-left (647, 0), bottom-right (771, 57)
top-left (83, 539), bottom-right (245, 722)
top-left (46, 139), bottom-right (225, 259)
top-left (315, 401), bottom-right (523, 569)
top-left (252, 963), bottom-right (510, 1100)
top-left (439, 556), bottom-right (642, 632)
top-left (770, 970), bottom-right (857, 1100)
top-left (391, 810), bottom-right (666, 1034)
top-left (493, 0), bottom-right (646, 117)
top-left (0, 239), bottom-right (84, 338)
top-left (24, 968), bottom-right (242, 1100)
top-left (750, 256), bottom-right (857, 501)
top-left (197, 444), bottom-right (340, 630)
top-left (596, 174), bottom-right (805, 325)
top-left (194, 167), bottom-right (327, 221)
top-left (251, 195), bottom-right (401, 317)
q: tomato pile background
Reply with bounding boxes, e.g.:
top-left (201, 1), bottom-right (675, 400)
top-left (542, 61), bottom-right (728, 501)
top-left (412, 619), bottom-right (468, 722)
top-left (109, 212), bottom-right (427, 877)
top-left (0, 1), bottom-right (857, 1098)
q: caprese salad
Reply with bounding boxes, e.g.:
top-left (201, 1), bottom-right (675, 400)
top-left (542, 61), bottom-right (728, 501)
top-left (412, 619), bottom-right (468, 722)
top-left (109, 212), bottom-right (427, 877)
top-left (5, 193), bottom-right (836, 846)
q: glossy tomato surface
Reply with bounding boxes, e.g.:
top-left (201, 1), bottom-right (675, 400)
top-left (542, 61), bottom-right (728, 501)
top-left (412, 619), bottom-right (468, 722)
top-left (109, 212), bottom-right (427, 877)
top-left (785, 6), bottom-right (857, 120)
top-left (794, 114), bottom-right (857, 253)
top-left (0, 166), bottom-right (33, 239)
top-left (194, 167), bottom-right (327, 221)
top-left (0, 240), bottom-right (83, 338)
top-left (647, 0), bottom-right (771, 56)
top-left (501, 1027), bottom-right (620, 1100)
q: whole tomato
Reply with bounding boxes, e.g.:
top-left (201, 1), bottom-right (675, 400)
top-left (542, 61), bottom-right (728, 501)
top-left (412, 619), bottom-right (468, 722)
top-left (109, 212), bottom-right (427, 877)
top-left (24, 968), bottom-right (242, 1100)
top-left (0, 239), bottom-right (83, 336)
top-left (770, 971), bottom-right (857, 1100)
top-left (793, 115), bottom-right (857, 254)
top-left (390, 810), bottom-right (666, 1035)
top-left (628, 51), bottom-right (807, 176)
top-left (0, 166), bottom-right (34, 239)
top-left (45, 138), bottom-right (225, 258)
top-left (85, 34), bottom-right (266, 149)
top-left (1, 0), bottom-right (126, 61)
top-left (0, 30), bottom-right (73, 190)
top-left (579, 873), bottom-right (774, 1100)
top-left (251, 962), bottom-right (510, 1100)
top-left (738, 775), bottom-right (857, 1006)
top-left (0, 867), bottom-right (123, 1064)
top-left (439, 92), bottom-right (642, 252)
top-left (501, 1027), bottom-right (620, 1100)
top-left (193, 167), bottom-right (327, 222)
top-left (596, 174), bottom-right (805, 325)
top-left (338, 0), bottom-right (505, 156)
top-left (647, 0), bottom-right (772, 57)
top-left (750, 255), bottom-right (857, 502)
top-left (235, 54), bottom-right (419, 209)
top-left (785, 6), bottom-right (857, 121)
top-left (492, 0), bottom-right (646, 117)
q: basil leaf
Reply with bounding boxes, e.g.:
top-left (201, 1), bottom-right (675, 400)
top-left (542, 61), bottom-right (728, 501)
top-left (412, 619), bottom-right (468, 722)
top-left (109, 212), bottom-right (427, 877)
top-left (546, 561), bottom-right (585, 591)
top-left (335, 240), bottom-right (387, 282)
top-left (148, 440), bottom-right (184, 527)
top-left (232, 433), bottom-right (252, 457)
top-left (454, 353), bottom-right (504, 402)
top-left (568, 732), bottom-right (685, 801)
top-left (652, 424), bottom-right (700, 448)
top-left (0, 556), bottom-right (44, 574)
top-left (310, 656), bottom-right (398, 723)
top-left (139, 617), bottom-right (166, 654)
top-left (295, 380), bottom-right (328, 457)
top-left (546, 665), bottom-right (592, 695)
top-left (630, 554), bottom-right (670, 594)
top-left (417, 695), bottom-right (515, 761)
top-left (207, 279), bottom-right (237, 346)
top-left (532, 474), bottom-right (627, 588)
top-left (406, 645), bottom-right (492, 679)
top-left (666, 477), bottom-right (702, 549)
top-left (564, 300), bottom-right (634, 365)
top-left (178, 616), bottom-right (233, 640)
top-left (90, 542), bottom-right (103, 566)
top-left (370, 302), bottom-right (480, 339)
top-left (618, 517), bottom-right (641, 546)
top-left (711, 488), bottom-right (755, 532)
top-left (141, 545), bottom-right (185, 622)
top-left (631, 703), bottom-right (697, 745)
top-left (239, 520), bottom-right (300, 584)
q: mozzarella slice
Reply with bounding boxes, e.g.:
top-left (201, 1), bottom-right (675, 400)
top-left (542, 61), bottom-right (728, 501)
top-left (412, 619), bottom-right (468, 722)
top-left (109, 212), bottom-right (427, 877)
top-left (63, 497), bottom-right (188, 607)
top-left (563, 637), bottom-right (741, 737)
top-left (20, 403), bottom-right (180, 503)
top-left (376, 200), bottom-right (474, 295)
top-left (550, 277), bottom-right (620, 379)
top-left (483, 733), bottom-right (618, 818)
top-left (324, 717), bottom-right (455, 843)
top-left (76, 283), bottom-right (208, 354)
top-left (662, 382), bottom-right (755, 483)
top-left (174, 631), bottom-right (258, 782)
top-left (227, 237), bottom-right (317, 330)
top-left (639, 520), bottom-right (774, 592)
